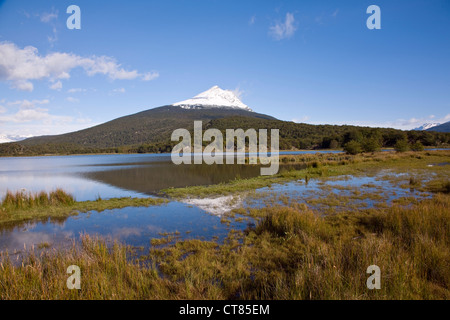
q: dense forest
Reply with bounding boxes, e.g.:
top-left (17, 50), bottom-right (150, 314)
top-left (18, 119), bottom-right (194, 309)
top-left (1, 114), bottom-right (449, 157)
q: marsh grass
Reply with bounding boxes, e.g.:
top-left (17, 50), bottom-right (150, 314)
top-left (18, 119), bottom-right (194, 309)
top-left (0, 190), bottom-right (167, 225)
top-left (1, 189), bottom-right (75, 211)
top-left (1, 194), bottom-right (448, 300)
top-left (0, 150), bottom-right (448, 299)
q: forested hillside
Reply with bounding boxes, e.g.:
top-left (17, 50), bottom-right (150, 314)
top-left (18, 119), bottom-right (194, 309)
top-left (1, 106), bottom-right (449, 156)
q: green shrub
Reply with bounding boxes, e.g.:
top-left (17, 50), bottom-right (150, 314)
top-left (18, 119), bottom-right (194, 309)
top-left (410, 141), bottom-right (424, 152)
top-left (343, 140), bottom-right (362, 155)
top-left (394, 139), bottom-right (410, 152)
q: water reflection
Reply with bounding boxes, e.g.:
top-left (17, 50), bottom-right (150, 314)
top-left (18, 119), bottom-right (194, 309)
top-left (0, 153), bottom-right (311, 200)
top-left (0, 201), bottom-right (250, 253)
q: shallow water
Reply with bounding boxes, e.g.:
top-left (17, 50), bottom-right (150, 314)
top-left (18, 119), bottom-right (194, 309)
top-left (243, 173), bottom-right (433, 212)
top-left (0, 201), bottom-right (251, 254)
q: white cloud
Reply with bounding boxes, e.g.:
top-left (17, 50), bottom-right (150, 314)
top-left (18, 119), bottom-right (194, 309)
top-left (269, 13), bottom-right (297, 40)
top-left (67, 88), bottom-right (86, 93)
top-left (0, 105), bottom-right (6, 114)
top-left (0, 99), bottom-right (71, 124)
top-left (111, 87), bottom-right (126, 94)
top-left (302, 114), bottom-right (450, 130)
top-left (232, 87), bottom-right (244, 99)
top-left (142, 71), bottom-right (159, 81)
top-left (441, 114), bottom-right (450, 122)
top-left (66, 97), bottom-right (79, 103)
top-left (39, 9), bottom-right (59, 46)
top-left (8, 99), bottom-right (50, 109)
top-left (392, 114), bottom-right (450, 129)
top-left (0, 99), bottom-right (96, 137)
top-left (11, 80), bottom-right (34, 91)
top-left (292, 116), bottom-right (310, 123)
top-left (50, 80), bottom-right (62, 90)
top-left (249, 15), bottom-right (256, 26)
top-left (331, 9), bottom-right (339, 18)
top-left (47, 26), bottom-right (58, 46)
top-left (0, 42), bottom-right (158, 91)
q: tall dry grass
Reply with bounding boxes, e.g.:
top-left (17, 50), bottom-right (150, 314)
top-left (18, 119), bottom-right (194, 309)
top-left (1, 194), bottom-right (448, 300)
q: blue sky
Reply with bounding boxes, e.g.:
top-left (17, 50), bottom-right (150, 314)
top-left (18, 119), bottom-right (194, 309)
top-left (0, 0), bottom-right (449, 138)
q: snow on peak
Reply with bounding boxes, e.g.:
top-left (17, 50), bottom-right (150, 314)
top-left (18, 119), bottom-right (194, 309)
top-left (413, 123), bottom-right (441, 131)
top-left (173, 86), bottom-right (252, 111)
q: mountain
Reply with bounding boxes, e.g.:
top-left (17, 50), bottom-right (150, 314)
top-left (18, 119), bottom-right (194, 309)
top-left (413, 123), bottom-right (440, 131)
top-left (18, 85), bottom-right (274, 150)
top-left (1, 86), bottom-right (449, 156)
top-left (173, 86), bottom-right (252, 111)
top-left (426, 121), bottom-right (450, 133)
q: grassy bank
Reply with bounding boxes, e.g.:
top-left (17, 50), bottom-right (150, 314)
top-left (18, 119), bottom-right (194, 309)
top-left (162, 150), bottom-right (450, 198)
top-left (0, 189), bottom-right (167, 225)
top-left (1, 193), bottom-right (448, 299)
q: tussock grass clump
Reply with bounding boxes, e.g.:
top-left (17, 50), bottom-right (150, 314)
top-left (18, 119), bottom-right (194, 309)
top-left (255, 206), bottom-right (334, 241)
top-left (426, 179), bottom-right (450, 194)
top-left (1, 189), bottom-right (75, 211)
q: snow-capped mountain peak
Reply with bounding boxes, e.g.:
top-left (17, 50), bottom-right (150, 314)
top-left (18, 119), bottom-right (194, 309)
top-left (413, 123), bottom-right (441, 131)
top-left (172, 86), bottom-right (252, 111)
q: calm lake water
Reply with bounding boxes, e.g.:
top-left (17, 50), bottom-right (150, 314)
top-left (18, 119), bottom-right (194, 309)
top-left (0, 150), bottom-right (441, 254)
top-left (0, 151), bottom-right (342, 201)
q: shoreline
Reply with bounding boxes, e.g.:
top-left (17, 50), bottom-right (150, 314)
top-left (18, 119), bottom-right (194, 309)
top-left (1, 147), bottom-right (450, 159)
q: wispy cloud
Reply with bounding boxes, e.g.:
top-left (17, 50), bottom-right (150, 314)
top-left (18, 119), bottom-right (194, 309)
top-left (49, 80), bottom-right (62, 90)
top-left (67, 88), bottom-right (87, 93)
top-left (292, 116), bottom-right (310, 123)
top-left (0, 42), bottom-right (159, 91)
top-left (66, 97), bottom-right (79, 103)
top-left (111, 87), bottom-right (126, 94)
top-left (0, 99), bottom-right (71, 124)
top-left (142, 72), bottom-right (159, 81)
top-left (0, 100), bottom-right (96, 137)
top-left (39, 9), bottom-right (59, 46)
top-left (40, 9), bottom-right (58, 23)
top-left (249, 15), bottom-right (256, 26)
top-left (269, 12), bottom-right (297, 40)
top-left (232, 87), bottom-right (244, 100)
top-left (331, 9), bottom-right (339, 18)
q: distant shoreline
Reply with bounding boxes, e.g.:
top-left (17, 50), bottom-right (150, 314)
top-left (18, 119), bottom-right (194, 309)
top-left (0, 149), bottom-right (344, 158)
top-left (2, 147), bottom-right (450, 158)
